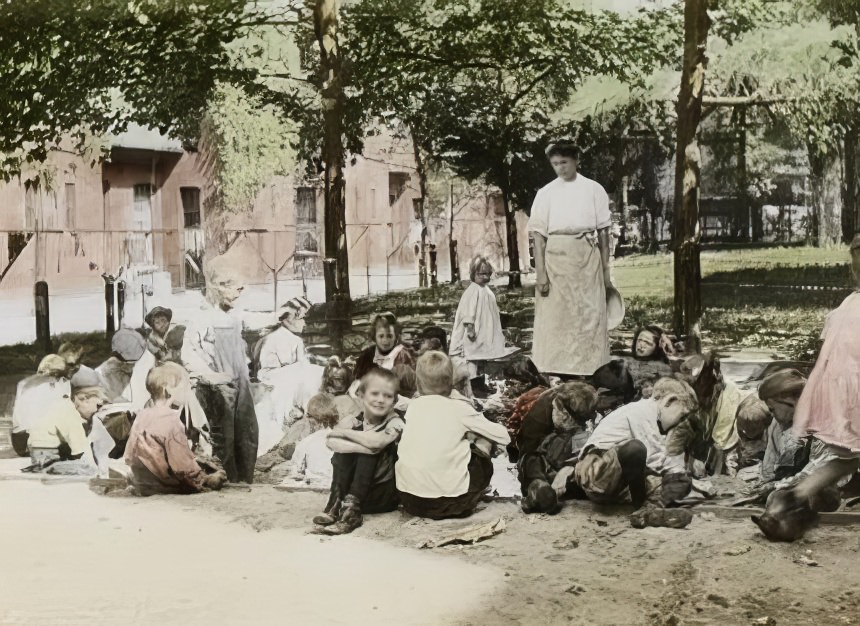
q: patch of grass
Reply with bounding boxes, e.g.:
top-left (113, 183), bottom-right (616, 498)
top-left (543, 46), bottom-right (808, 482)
top-left (0, 331), bottom-right (112, 376)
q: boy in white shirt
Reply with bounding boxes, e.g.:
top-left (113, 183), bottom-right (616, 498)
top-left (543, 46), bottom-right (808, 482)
top-left (574, 378), bottom-right (698, 508)
top-left (396, 351), bottom-right (510, 519)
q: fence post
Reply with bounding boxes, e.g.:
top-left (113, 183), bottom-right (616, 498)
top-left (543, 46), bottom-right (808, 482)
top-left (34, 281), bottom-right (51, 354)
top-left (117, 280), bottom-right (126, 328)
top-left (102, 274), bottom-right (116, 339)
top-left (429, 244), bottom-right (438, 287)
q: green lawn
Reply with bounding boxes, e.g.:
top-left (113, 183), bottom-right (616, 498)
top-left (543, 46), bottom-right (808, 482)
top-left (1, 245), bottom-right (853, 375)
top-left (613, 245), bottom-right (853, 359)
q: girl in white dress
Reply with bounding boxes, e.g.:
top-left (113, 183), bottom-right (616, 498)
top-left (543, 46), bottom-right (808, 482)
top-left (449, 256), bottom-right (508, 381)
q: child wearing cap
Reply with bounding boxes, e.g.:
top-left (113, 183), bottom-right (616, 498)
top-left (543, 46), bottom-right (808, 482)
top-left (25, 371), bottom-right (110, 474)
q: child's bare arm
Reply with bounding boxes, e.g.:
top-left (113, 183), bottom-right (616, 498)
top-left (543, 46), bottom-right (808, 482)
top-left (327, 438), bottom-right (376, 455)
top-left (334, 425), bottom-right (401, 453)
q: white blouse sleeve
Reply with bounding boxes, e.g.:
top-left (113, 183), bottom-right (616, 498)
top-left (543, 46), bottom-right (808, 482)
top-left (594, 181), bottom-right (612, 230)
top-left (527, 188), bottom-right (549, 238)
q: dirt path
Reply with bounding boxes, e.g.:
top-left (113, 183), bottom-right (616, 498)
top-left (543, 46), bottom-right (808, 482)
top-left (0, 481), bottom-right (500, 626)
top-left (2, 479), bottom-right (860, 625)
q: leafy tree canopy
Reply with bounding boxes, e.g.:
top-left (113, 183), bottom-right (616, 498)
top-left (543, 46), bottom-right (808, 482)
top-left (0, 0), bottom-right (262, 181)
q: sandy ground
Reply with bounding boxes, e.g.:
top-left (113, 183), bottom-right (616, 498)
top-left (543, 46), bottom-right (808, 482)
top-left (2, 474), bottom-right (860, 626)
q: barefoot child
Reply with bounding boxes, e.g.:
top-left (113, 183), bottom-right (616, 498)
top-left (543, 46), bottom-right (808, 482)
top-left (449, 256), bottom-right (508, 390)
top-left (124, 364), bottom-right (227, 496)
top-left (313, 368), bottom-right (405, 535)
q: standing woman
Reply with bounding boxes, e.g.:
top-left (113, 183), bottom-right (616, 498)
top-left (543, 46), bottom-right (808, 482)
top-left (528, 140), bottom-right (614, 377)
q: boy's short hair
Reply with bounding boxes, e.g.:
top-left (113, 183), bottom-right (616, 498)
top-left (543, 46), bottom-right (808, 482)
top-left (554, 381), bottom-right (597, 420)
top-left (416, 351), bottom-right (454, 396)
top-left (145, 362), bottom-right (186, 400)
top-left (356, 367), bottom-right (400, 396)
top-left (305, 392), bottom-right (340, 429)
top-left (757, 369), bottom-right (806, 403)
top-left (37, 354), bottom-right (68, 377)
top-left (651, 377), bottom-right (698, 414)
top-left (469, 256), bottom-right (493, 282)
top-left (369, 312), bottom-right (401, 340)
top-left (736, 394), bottom-right (772, 440)
top-left (591, 359), bottom-right (635, 403)
top-left (421, 325), bottom-right (448, 354)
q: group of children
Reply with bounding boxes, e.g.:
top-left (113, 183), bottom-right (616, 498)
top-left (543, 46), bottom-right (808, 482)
top-left (10, 245), bottom-right (860, 544)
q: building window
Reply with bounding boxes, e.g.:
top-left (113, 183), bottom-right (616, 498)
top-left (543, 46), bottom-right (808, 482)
top-left (24, 180), bottom-right (38, 230)
top-left (65, 183), bottom-right (76, 230)
top-left (180, 187), bottom-right (201, 227)
top-left (389, 172), bottom-right (410, 206)
top-left (296, 187), bottom-right (316, 225)
top-left (133, 183), bottom-right (153, 231)
top-left (298, 231), bottom-right (319, 253)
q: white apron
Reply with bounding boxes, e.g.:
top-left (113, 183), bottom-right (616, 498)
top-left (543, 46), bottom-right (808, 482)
top-left (532, 233), bottom-right (609, 375)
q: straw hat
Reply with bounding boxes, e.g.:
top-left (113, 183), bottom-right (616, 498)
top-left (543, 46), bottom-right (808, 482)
top-left (144, 306), bottom-right (173, 328)
top-left (606, 286), bottom-right (625, 330)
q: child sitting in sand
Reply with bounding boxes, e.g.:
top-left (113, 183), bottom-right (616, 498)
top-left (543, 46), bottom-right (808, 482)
top-left (285, 393), bottom-right (342, 486)
top-left (124, 363), bottom-right (227, 496)
top-left (312, 368), bottom-right (405, 535)
top-left (395, 351), bottom-right (510, 520)
top-left (353, 313), bottom-right (416, 381)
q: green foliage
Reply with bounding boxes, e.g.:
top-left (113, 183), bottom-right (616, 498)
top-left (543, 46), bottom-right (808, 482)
top-left (345, 0), bottom-right (681, 218)
top-left (202, 84), bottom-right (299, 212)
top-left (0, 0), bottom-right (256, 181)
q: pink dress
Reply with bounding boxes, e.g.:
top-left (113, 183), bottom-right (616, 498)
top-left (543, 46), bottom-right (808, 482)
top-left (793, 292), bottom-right (860, 452)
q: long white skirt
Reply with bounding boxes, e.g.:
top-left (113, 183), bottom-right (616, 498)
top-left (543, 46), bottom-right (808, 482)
top-left (532, 234), bottom-right (609, 376)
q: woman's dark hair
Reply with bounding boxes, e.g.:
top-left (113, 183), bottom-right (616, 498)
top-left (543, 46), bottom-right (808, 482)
top-left (502, 357), bottom-right (549, 389)
top-left (369, 312), bottom-right (401, 341)
top-left (631, 325), bottom-right (668, 362)
top-left (421, 325), bottom-right (448, 354)
top-left (545, 140), bottom-right (580, 160)
top-left (591, 359), bottom-right (635, 404)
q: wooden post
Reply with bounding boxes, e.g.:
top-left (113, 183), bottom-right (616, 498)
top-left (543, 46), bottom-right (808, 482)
top-left (103, 274), bottom-right (116, 339)
top-left (117, 280), bottom-right (126, 328)
top-left (34, 281), bottom-right (51, 355)
top-left (315, 0), bottom-right (351, 350)
top-left (672, 0), bottom-right (712, 348)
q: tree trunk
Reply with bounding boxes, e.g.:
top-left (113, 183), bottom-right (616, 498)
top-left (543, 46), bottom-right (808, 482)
top-left (410, 127), bottom-right (429, 288)
top-left (314, 0), bottom-right (351, 343)
top-left (672, 0), bottom-right (711, 345)
top-left (843, 126), bottom-right (857, 243)
top-left (736, 108), bottom-right (751, 241)
top-left (642, 139), bottom-right (662, 253)
top-left (449, 180), bottom-right (460, 283)
top-left (808, 146), bottom-right (842, 246)
top-left (501, 183), bottom-right (522, 288)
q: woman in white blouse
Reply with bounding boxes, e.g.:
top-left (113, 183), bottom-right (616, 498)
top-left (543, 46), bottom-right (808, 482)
top-left (527, 141), bottom-right (614, 377)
